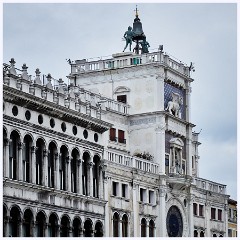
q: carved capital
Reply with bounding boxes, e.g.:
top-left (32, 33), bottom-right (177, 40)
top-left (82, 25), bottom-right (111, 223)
top-left (77, 158), bottom-right (81, 166)
top-left (31, 146), bottom-right (38, 153)
top-left (87, 162), bottom-right (93, 168)
top-left (66, 156), bottom-right (71, 164)
top-left (4, 138), bottom-right (10, 146)
top-left (43, 149), bottom-right (48, 157)
top-left (18, 142), bottom-right (24, 150)
top-left (54, 153), bottom-right (59, 160)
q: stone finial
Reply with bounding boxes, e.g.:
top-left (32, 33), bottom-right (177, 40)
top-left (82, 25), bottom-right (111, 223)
top-left (21, 63), bottom-right (29, 80)
top-left (9, 58), bottom-right (17, 75)
top-left (58, 78), bottom-right (65, 94)
top-left (46, 73), bottom-right (53, 89)
top-left (34, 68), bottom-right (42, 85)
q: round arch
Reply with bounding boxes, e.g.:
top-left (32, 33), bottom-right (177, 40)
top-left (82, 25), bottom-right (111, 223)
top-left (72, 217), bottom-right (82, 237)
top-left (84, 218), bottom-right (93, 237)
top-left (94, 220), bottom-right (103, 237)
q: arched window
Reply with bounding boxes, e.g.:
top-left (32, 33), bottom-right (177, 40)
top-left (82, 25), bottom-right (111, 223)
top-left (23, 209), bottom-right (34, 237)
top-left (23, 135), bottom-right (32, 183)
top-left (36, 139), bottom-right (45, 185)
top-left (194, 230), bottom-right (198, 237)
top-left (48, 142), bottom-right (57, 188)
top-left (149, 219), bottom-right (155, 237)
top-left (113, 212), bottom-right (120, 237)
top-left (141, 218), bottom-right (147, 237)
top-left (72, 218), bottom-right (81, 237)
top-left (60, 146), bottom-right (68, 191)
top-left (200, 231), bottom-right (204, 237)
top-left (9, 131), bottom-right (20, 180)
top-left (36, 211), bottom-right (46, 237)
top-left (93, 155), bottom-right (100, 198)
top-left (71, 149), bottom-right (79, 193)
top-left (49, 213), bottom-right (58, 237)
top-left (60, 215), bottom-right (70, 237)
top-left (122, 214), bottom-right (128, 237)
top-left (95, 221), bottom-right (103, 237)
top-left (213, 233), bottom-right (217, 237)
top-left (9, 206), bottom-right (21, 237)
top-left (84, 219), bottom-right (93, 237)
top-left (82, 152), bottom-right (90, 195)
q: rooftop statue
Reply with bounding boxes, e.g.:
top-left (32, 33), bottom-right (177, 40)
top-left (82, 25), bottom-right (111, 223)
top-left (123, 7), bottom-right (150, 54)
top-left (123, 26), bottom-right (134, 52)
top-left (140, 37), bottom-right (150, 53)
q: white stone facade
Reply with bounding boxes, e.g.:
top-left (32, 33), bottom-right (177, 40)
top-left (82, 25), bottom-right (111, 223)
top-left (3, 50), bottom-right (229, 237)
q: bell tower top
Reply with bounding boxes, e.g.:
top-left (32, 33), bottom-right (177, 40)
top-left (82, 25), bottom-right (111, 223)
top-left (123, 7), bottom-right (150, 54)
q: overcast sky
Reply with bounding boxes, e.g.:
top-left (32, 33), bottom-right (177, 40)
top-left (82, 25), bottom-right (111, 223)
top-left (3, 2), bottom-right (237, 200)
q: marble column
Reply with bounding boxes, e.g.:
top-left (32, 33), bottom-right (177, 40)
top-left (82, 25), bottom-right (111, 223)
top-left (4, 216), bottom-right (10, 237)
top-left (67, 157), bottom-right (72, 192)
top-left (69, 227), bottom-right (73, 237)
top-left (32, 221), bottom-right (36, 237)
top-left (159, 187), bottom-right (166, 237)
top-left (88, 161), bottom-right (93, 197)
top-left (99, 163), bottom-right (104, 199)
top-left (18, 142), bottom-right (24, 181)
top-left (44, 223), bottom-right (48, 237)
top-left (43, 149), bottom-right (48, 186)
top-left (77, 159), bottom-right (82, 194)
top-left (188, 194), bottom-right (194, 237)
top-left (31, 146), bottom-right (37, 184)
top-left (146, 219), bottom-right (149, 237)
top-left (132, 182), bottom-right (138, 237)
top-left (119, 219), bottom-right (122, 237)
top-left (4, 139), bottom-right (10, 178)
top-left (18, 220), bottom-right (23, 237)
top-left (55, 153), bottom-right (60, 189)
top-left (57, 225), bottom-right (60, 237)
top-left (104, 177), bottom-right (110, 237)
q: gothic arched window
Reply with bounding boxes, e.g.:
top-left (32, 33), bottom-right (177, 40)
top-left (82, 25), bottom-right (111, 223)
top-left (113, 212), bottom-right (120, 237)
top-left (141, 218), bottom-right (147, 237)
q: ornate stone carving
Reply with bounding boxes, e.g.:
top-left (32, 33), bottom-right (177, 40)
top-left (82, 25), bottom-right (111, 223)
top-left (165, 92), bottom-right (183, 118)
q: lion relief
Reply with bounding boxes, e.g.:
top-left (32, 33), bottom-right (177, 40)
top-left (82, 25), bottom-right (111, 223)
top-left (165, 92), bottom-right (183, 118)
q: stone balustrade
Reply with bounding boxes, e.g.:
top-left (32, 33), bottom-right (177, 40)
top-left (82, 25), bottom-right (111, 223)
top-left (71, 51), bottom-right (190, 77)
top-left (106, 150), bottom-right (159, 174)
top-left (193, 177), bottom-right (226, 194)
top-left (3, 59), bottom-right (129, 117)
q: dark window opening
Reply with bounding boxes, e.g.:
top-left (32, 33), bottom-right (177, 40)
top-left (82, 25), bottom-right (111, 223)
top-left (117, 95), bottom-right (127, 104)
top-left (118, 130), bottom-right (125, 144)
top-left (110, 128), bottom-right (116, 141)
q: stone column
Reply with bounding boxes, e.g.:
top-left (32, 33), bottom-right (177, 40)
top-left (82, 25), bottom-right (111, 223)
top-left (57, 225), bottom-right (60, 237)
top-left (4, 139), bottom-right (10, 178)
top-left (31, 146), bottom-right (37, 184)
top-left (18, 142), bottom-right (24, 181)
top-left (159, 187), bottom-right (166, 237)
top-left (79, 228), bottom-right (84, 237)
top-left (132, 182), bottom-right (138, 237)
top-left (55, 153), bottom-right (60, 189)
top-left (188, 194), bottom-right (194, 237)
top-left (67, 157), bottom-right (72, 192)
top-left (44, 223), bottom-right (48, 237)
top-left (155, 115), bottom-right (166, 174)
top-left (146, 219), bottom-right (149, 237)
top-left (77, 159), bottom-right (81, 194)
top-left (43, 149), bottom-right (48, 186)
top-left (18, 220), bottom-right (23, 237)
top-left (185, 82), bottom-right (192, 122)
top-left (69, 227), bottom-right (73, 237)
top-left (186, 130), bottom-right (192, 176)
top-left (99, 163), bottom-right (104, 199)
top-left (104, 176), bottom-right (110, 237)
top-left (32, 221), bottom-right (36, 237)
top-left (4, 216), bottom-right (10, 237)
top-left (88, 161), bottom-right (94, 197)
top-left (119, 219), bottom-right (123, 237)
top-left (205, 201), bottom-right (211, 237)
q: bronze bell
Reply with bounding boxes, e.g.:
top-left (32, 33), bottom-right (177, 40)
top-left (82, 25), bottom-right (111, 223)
top-left (132, 9), bottom-right (145, 41)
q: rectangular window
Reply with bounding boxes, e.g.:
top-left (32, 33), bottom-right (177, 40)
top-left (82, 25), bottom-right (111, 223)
top-left (199, 204), bottom-right (204, 217)
top-left (110, 128), bottom-right (116, 141)
top-left (117, 95), bottom-right (127, 104)
top-left (149, 190), bottom-right (155, 204)
top-left (211, 208), bottom-right (216, 220)
top-left (140, 188), bottom-right (147, 203)
top-left (218, 209), bottom-right (222, 221)
top-left (118, 130), bottom-right (125, 144)
top-left (122, 183), bottom-right (128, 198)
top-left (193, 203), bottom-right (197, 215)
top-left (112, 181), bottom-right (119, 196)
top-left (228, 229), bottom-right (232, 237)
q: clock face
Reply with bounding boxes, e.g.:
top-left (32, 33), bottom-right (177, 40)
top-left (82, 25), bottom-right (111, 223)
top-left (166, 206), bottom-right (183, 237)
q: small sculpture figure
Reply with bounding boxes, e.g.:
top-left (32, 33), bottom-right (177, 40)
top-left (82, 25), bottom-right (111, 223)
top-left (123, 26), bottom-right (134, 52)
top-left (140, 37), bottom-right (150, 53)
top-left (165, 92), bottom-right (183, 118)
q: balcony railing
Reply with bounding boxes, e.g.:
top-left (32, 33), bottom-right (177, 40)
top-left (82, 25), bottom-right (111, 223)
top-left (106, 150), bottom-right (159, 174)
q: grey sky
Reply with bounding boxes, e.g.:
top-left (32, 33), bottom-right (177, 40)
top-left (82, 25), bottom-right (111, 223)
top-left (3, 2), bottom-right (237, 199)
